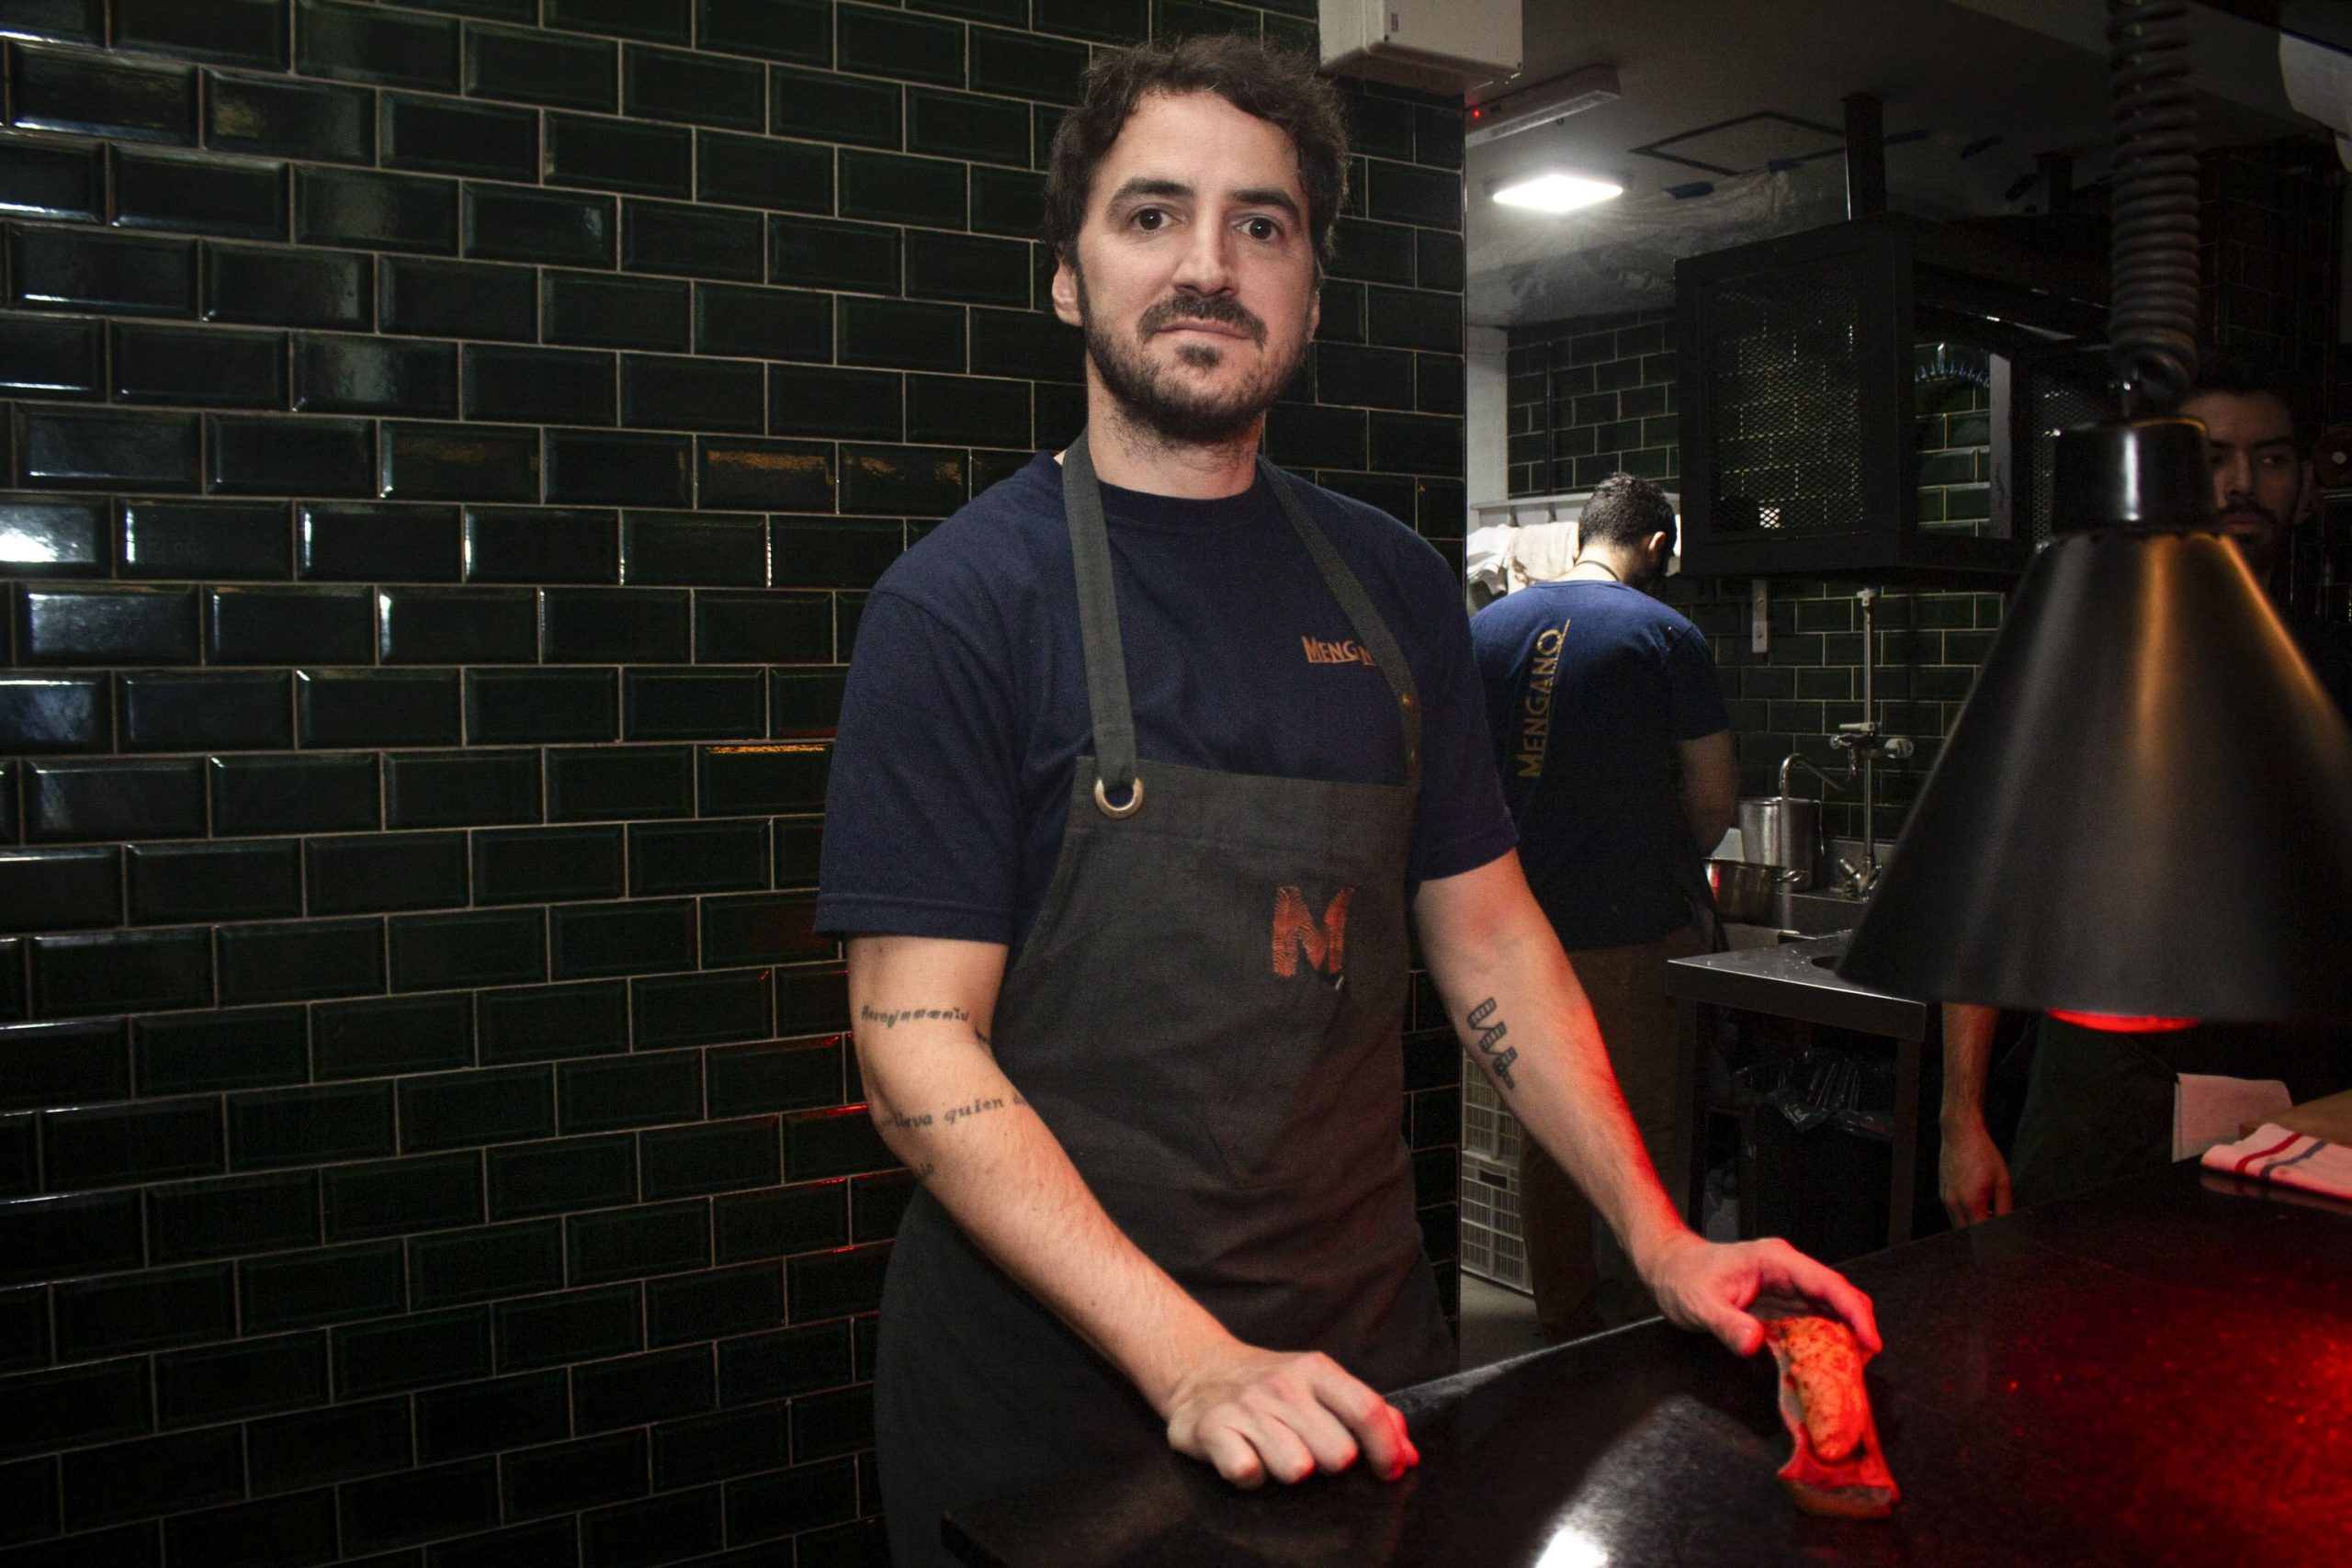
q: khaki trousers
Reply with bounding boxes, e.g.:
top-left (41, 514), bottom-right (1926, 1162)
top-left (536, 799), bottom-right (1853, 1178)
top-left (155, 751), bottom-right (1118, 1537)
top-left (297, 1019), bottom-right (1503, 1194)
top-left (1516, 922), bottom-right (1707, 1341)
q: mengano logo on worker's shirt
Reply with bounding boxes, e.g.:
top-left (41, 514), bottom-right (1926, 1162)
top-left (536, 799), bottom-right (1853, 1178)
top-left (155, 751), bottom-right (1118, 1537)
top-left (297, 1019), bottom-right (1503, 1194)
top-left (1272, 886), bottom-right (1353, 981)
top-left (1300, 634), bottom-right (1376, 667)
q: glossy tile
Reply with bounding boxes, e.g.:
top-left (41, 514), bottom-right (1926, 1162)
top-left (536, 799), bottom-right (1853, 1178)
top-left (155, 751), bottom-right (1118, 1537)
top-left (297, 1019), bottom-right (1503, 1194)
top-left (396, 1063), bottom-right (553, 1150)
top-left (124, 838), bottom-right (301, 923)
top-left (18, 407), bottom-right (200, 491)
top-left (630, 963), bottom-right (771, 1044)
top-left (557, 1047), bottom-right (700, 1133)
top-left (0, 675), bottom-right (107, 753)
top-left (837, 441), bottom-right (967, 515)
top-left (709, 1172), bottom-right (842, 1262)
top-left (836, 150), bottom-right (967, 230)
top-left (133, 1005), bottom-right (307, 1096)
top-left (294, 333), bottom-right (458, 418)
top-left (206, 413), bottom-right (376, 496)
top-left (382, 748), bottom-right (539, 829)
top-left (321, 1149), bottom-right (481, 1239)
top-left (462, 344), bottom-right (616, 425)
top-left (464, 184), bottom-right (616, 268)
top-left (765, 667), bottom-right (843, 739)
top-left (902, 231), bottom-right (1030, 309)
top-left (539, 587), bottom-right (690, 662)
top-left (243, 1393), bottom-right (411, 1491)
top-left (295, 668), bottom-right (461, 747)
top-left (698, 0), bottom-right (827, 62)
top-left (619, 512), bottom-right (765, 586)
top-left (542, 269), bottom-right (690, 352)
top-left (969, 164), bottom-right (1046, 238)
top-left (969, 303), bottom-right (1081, 382)
top-left (907, 87), bottom-right (1028, 166)
top-left (28, 756), bottom-right (207, 841)
top-left (0, 1189), bottom-right (145, 1286)
top-left (226, 1080), bottom-right (395, 1170)
top-left (206, 584), bottom-right (371, 664)
top-left (619, 197), bottom-right (763, 282)
top-left (695, 130), bottom-right (828, 214)
top-left (298, 501), bottom-right (460, 581)
top-left (548, 897), bottom-right (695, 979)
top-left (693, 282), bottom-right (828, 367)
top-left (623, 44), bottom-right (761, 130)
top-left (205, 73), bottom-right (374, 164)
top-left (471, 825), bottom-right (624, 906)
top-left (60, 1425), bottom-right (243, 1528)
top-left (202, 241), bottom-right (368, 328)
top-left (209, 752), bottom-right (379, 835)
top-left (640, 1115), bottom-right (776, 1201)
top-left (548, 0), bottom-right (688, 42)
top-left (108, 146), bottom-right (286, 241)
top-left (0, 845), bottom-right (117, 932)
top-left (966, 25), bottom-right (1086, 105)
top-left (377, 586), bottom-right (537, 666)
top-left (117, 669), bottom-right (290, 752)
top-left (10, 226), bottom-right (195, 315)
top-left (835, 5), bottom-right (962, 87)
top-left (215, 916), bottom-right (386, 1004)
top-left (380, 420), bottom-right (540, 502)
top-left (700, 892), bottom-right (822, 967)
top-left (642, 1261), bottom-right (780, 1351)
top-left (295, 0), bottom-right (459, 90)
top-left (382, 93), bottom-right (537, 181)
top-left (0, 1018), bottom-right (129, 1118)
top-left (464, 21), bottom-right (614, 112)
top-left (464, 670), bottom-right (616, 746)
top-left (475, 980), bottom-right (627, 1068)
top-left (619, 668), bottom-right (763, 741)
top-left (0, 314), bottom-right (102, 398)
top-left (695, 435), bottom-right (832, 513)
top-left (295, 166), bottom-right (457, 255)
top-left (540, 745), bottom-right (691, 825)
top-left (0, 133), bottom-right (102, 220)
top-left (620, 354), bottom-right (763, 434)
top-left (548, 113), bottom-right (692, 199)
top-left (764, 364), bottom-right (897, 442)
top-left (767, 65), bottom-right (898, 151)
top-left (42, 1092), bottom-right (222, 1187)
top-left (408, 1223), bottom-right (565, 1310)
top-left (306, 830), bottom-right (469, 916)
top-left (695, 741), bottom-right (827, 816)
top-left (379, 256), bottom-right (535, 342)
top-left (8, 41), bottom-right (196, 143)
top-left (483, 1133), bottom-right (635, 1224)
top-left (387, 908), bottom-right (546, 993)
top-left (564, 1199), bottom-right (707, 1286)
top-left (119, 498), bottom-right (289, 579)
top-left (492, 1281), bottom-right (641, 1371)
top-left (153, 1329), bottom-right (328, 1427)
top-left (53, 1261), bottom-right (235, 1359)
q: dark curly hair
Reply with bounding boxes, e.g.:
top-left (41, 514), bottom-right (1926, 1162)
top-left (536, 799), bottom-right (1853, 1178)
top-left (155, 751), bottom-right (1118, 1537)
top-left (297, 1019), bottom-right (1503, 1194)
top-left (1041, 35), bottom-right (1351, 276)
top-left (1577, 472), bottom-right (1678, 553)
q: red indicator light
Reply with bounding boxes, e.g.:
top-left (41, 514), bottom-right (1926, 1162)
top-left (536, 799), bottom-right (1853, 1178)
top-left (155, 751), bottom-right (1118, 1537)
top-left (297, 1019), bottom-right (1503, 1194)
top-left (2049, 1010), bottom-right (2199, 1033)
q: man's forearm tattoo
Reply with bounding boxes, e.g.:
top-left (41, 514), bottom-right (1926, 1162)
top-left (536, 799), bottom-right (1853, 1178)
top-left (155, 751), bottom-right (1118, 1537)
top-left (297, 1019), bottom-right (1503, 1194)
top-left (1466, 998), bottom-right (1519, 1089)
top-left (859, 1003), bottom-right (990, 1044)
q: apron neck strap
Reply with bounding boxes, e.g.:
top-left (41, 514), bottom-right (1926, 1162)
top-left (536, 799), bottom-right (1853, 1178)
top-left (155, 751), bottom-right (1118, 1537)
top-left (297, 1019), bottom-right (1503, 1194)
top-left (1258, 456), bottom-right (1422, 791)
top-left (1059, 429), bottom-right (1424, 807)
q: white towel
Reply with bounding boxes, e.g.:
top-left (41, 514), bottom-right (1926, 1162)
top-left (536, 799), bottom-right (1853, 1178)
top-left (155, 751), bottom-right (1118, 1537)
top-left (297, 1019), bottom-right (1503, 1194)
top-left (2199, 1123), bottom-right (2352, 1203)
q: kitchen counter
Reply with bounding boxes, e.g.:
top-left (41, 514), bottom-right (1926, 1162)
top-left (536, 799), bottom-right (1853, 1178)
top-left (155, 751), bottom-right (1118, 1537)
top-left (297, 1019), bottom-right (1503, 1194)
top-left (1664, 931), bottom-right (1931, 1040)
top-left (944, 1161), bottom-right (2352, 1566)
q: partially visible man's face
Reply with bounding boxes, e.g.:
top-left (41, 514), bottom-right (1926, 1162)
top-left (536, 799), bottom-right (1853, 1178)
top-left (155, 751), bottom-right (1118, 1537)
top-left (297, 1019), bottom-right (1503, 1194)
top-left (2182, 388), bottom-right (2311, 583)
top-left (1050, 89), bottom-right (1319, 446)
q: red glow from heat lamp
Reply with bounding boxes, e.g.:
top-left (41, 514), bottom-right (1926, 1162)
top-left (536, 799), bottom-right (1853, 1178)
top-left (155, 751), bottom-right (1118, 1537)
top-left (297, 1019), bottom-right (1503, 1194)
top-left (2049, 1010), bottom-right (2199, 1033)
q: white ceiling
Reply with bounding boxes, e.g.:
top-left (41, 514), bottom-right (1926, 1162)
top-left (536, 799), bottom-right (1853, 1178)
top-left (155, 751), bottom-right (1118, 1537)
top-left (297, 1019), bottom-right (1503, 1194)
top-left (1461, 0), bottom-right (2326, 324)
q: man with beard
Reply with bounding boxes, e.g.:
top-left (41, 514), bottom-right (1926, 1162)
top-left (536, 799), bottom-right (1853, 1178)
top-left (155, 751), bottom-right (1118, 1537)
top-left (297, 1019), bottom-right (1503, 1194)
top-left (1939, 357), bottom-right (2351, 1229)
top-left (815, 36), bottom-right (1876, 1565)
top-left (1468, 474), bottom-right (1736, 1340)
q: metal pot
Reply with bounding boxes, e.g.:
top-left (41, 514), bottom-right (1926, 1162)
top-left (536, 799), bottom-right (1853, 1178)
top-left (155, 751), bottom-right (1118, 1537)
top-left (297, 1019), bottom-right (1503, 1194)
top-left (1708, 859), bottom-right (1803, 923)
top-left (1735, 795), bottom-right (1821, 884)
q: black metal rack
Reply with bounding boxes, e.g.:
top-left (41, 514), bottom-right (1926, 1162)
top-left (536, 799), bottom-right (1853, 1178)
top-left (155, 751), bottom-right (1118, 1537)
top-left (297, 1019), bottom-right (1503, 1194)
top-left (1676, 214), bottom-right (2107, 585)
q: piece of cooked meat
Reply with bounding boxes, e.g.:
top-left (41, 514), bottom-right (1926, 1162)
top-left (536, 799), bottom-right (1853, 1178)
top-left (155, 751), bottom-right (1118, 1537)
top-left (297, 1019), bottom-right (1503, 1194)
top-left (1760, 1314), bottom-right (1899, 1518)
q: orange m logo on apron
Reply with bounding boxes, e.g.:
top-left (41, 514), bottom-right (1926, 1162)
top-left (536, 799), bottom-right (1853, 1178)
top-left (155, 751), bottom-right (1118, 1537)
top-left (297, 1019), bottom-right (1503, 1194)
top-left (1271, 886), bottom-right (1354, 978)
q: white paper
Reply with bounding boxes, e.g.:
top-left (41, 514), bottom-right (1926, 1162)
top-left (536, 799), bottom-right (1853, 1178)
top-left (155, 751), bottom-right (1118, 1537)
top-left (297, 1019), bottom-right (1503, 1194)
top-left (2173, 1072), bottom-right (2294, 1160)
top-left (2280, 34), bottom-right (2352, 170)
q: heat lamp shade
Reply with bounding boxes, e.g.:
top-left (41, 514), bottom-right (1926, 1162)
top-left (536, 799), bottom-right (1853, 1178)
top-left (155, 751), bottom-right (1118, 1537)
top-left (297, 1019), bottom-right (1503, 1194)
top-left (1838, 527), bottom-right (2352, 1021)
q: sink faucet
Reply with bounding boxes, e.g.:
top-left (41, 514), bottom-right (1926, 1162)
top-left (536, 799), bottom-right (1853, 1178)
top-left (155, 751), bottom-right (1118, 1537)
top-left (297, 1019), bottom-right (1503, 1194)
top-left (1824, 587), bottom-right (1916, 897)
top-left (1778, 752), bottom-right (1847, 798)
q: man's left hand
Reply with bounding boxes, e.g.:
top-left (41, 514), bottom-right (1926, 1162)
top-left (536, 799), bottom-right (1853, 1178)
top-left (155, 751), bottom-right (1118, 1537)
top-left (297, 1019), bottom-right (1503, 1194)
top-left (1638, 1230), bottom-right (1882, 1358)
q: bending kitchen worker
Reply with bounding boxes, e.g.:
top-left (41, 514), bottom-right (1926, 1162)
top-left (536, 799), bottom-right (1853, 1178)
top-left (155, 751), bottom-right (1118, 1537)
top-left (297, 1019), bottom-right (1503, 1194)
top-left (1939, 354), bottom-right (2352, 1227)
top-left (812, 35), bottom-right (1879, 1567)
top-left (1468, 473), bottom-right (1737, 1339)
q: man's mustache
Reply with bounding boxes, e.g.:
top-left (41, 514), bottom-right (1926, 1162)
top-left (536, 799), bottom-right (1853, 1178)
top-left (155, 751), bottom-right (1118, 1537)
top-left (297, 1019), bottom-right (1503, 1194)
top-left (1136, 296), bottom-right (1266, 346)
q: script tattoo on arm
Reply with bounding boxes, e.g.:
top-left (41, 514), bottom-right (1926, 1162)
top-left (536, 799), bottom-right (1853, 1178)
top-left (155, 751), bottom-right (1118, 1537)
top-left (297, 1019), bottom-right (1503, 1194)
top-left (858, 1003), bottom-right (990, 1045)
top-left (1466, 998), bottom-right (1519, 1090)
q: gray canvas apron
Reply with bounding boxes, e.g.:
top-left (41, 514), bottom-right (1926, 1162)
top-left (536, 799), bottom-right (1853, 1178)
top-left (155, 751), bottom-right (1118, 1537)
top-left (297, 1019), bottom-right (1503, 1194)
top-left (874, 433), bottom-right (1455, 1565)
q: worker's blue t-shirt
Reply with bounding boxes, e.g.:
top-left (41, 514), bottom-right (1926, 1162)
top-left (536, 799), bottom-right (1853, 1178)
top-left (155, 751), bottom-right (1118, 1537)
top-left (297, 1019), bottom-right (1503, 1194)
top-left (1470, 580), bottom-right (1729, 951)
top-left (816, 452), bottom-right (1518, 949)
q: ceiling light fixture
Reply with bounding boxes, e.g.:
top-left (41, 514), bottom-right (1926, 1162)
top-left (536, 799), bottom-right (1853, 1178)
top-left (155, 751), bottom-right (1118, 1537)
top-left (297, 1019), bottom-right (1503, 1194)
top-left (1489, 173), bottom-right (1624, 212)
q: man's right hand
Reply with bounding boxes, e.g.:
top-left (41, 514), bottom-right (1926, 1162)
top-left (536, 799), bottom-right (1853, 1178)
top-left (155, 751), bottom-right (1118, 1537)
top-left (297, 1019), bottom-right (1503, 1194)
top-left (1939, 1115), bottom-right (2013, 1227)
top-left (1159, 1342), bottom-right (1419, 1488)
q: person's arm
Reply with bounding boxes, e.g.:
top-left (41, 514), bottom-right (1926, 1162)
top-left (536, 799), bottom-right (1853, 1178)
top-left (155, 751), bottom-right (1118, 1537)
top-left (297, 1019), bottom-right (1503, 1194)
top-left (846, 932), bottom-right (1417, 1489)
top-left (1938, 1002), bottom-right (2013, 1227)
top-left (1412, 852), bottom-right (1879, 1357)
top-left (1675, 728), bottom-right (1737, 854)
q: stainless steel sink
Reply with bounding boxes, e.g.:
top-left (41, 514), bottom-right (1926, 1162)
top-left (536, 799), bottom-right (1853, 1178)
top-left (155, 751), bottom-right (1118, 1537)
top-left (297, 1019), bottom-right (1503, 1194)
top-left (1779, 888), bottom-right (1869, 936)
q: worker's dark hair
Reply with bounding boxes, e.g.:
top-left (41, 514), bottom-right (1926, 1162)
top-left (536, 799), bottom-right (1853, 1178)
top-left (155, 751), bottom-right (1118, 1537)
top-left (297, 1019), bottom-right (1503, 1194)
top-left (2187, 348), bottom-right (2312, 448)
top-left (1041, 35), bottom-right (1350, 276)
top-left (1577, 472), bottom-right (1679, 553)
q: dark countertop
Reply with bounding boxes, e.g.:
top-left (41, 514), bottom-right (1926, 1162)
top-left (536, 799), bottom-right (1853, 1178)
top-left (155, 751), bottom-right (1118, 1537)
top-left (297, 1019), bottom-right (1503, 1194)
top-left (945, 1162), bottom-right (2352, 1567)
top-left (1665, 931), bottom-right (1932, 1038)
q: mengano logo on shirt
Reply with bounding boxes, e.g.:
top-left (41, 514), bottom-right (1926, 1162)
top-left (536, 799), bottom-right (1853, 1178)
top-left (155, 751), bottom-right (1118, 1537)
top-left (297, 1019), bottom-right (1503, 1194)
top-left (1272, 886), bottom-right (1353, 980)
top-left (1300, 634), bottom-right (1376, 667)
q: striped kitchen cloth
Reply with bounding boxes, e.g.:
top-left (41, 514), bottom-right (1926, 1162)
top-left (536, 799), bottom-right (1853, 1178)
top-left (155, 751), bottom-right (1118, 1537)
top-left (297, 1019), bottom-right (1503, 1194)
top-left (2200, 1123), bottom-right (2352, 1203)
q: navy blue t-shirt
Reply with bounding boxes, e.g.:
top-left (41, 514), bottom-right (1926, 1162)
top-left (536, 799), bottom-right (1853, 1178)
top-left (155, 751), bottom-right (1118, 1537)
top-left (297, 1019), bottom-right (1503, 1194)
top-left (1470, 580), bottom-right (1729, 951)
top-left (816, 453), bottom-right (1517, 948)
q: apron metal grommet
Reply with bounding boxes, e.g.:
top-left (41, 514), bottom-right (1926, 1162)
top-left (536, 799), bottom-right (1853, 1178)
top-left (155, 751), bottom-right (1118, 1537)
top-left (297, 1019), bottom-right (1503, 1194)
top-left (1092, 773), bottom-right (1145, 818)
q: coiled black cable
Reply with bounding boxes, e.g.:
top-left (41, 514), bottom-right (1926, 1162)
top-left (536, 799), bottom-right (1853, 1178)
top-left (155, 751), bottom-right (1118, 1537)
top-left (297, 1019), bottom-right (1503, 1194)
top-left (2105, 0), bottom-right (2199, 412)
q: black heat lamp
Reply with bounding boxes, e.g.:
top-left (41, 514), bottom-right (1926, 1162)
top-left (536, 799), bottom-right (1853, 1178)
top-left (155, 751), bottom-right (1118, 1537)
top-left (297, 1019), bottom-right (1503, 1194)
top-left (1838, 0), bottom-right (2352, 1023)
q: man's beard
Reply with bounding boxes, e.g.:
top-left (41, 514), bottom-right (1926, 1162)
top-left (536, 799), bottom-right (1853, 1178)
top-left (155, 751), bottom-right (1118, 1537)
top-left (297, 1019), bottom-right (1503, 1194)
top-left (1075, 268), bottom-right (1306, 447)
top-left (2219, 497), bottom-right (2286, 581)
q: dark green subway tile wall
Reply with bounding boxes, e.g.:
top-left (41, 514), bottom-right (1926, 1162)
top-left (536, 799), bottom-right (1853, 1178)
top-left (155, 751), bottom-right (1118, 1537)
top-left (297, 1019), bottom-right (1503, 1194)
top-left (0, 2), bottom-right (1465, 1562)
